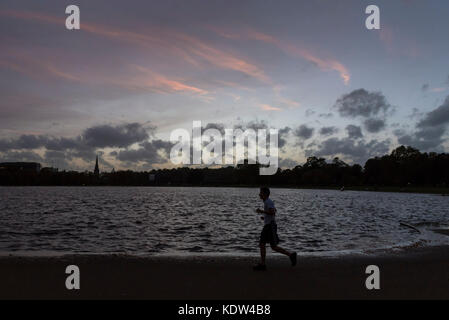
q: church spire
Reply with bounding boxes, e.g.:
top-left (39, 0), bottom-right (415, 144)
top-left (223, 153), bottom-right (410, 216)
top-left (94, 155), bottom-right (99, 176)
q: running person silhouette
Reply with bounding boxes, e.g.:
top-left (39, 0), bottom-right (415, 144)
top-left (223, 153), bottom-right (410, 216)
top-left (253, 187), bottom-right (297, 271)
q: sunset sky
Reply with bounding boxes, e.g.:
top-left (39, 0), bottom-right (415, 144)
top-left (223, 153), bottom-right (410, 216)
top-left (1, 0), bottom-right (449, 171)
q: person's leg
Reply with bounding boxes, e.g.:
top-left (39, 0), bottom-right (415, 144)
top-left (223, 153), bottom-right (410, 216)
top-left (259, 243), bottom-right (266, 265)
top-left (270, 244), bottom-right (291, 257)
top-left (269, 223), bottom-right (291, 257)
top-left (271, 244), bottom-right (297, 266)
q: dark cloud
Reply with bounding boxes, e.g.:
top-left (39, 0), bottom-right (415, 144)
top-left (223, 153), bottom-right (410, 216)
top-left (0, 150), bottom-right (43, 163)
top-left (0, 122), bottom-right (161, 168)
top-left (396, 96), bottom-right (449, 151)
top-left (397, 127), bottom-right (446, 152)
top-left (319, 126), bottom-right (338, 136)
top-left (0, 122), bottom-right (152, 152)
top-left (305, 137), bottom-right (391, 165)
top-left (416, 96), bottom-right (449, 128)
top-left (44, 137), bottom-right (82, 151)
top-left (82, 123), bottom-right (152, 148)
top-left (0, 135), bottom-right (70, 152)
top-left (151, 139), bottom-right (174, 154)
top-left (116, 140), bottom-right (173, 164)
top-left (12, 135), bottom-right (48, 150)
top-left (243, 120), bottom-right (269, 131)
top-left (0, 135), bottom-right (56, 151)
top-left (294, 124), bottom-right (314, 140)
top-left (346, 125), bottom-right (363, 139)
top-left (335, 89), bottom-right (391, 118)
top-left (278, 127), bottom-right (291, 148)
top-left (364, 118), bottom-right (386, 133)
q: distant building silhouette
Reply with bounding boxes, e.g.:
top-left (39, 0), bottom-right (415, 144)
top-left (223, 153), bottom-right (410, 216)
top-left (0, 162), bottom-right (41, 173)
top-left (94, 155), bottom-right (100, 177)
top-left (41, 167), bottom-right (58, 173)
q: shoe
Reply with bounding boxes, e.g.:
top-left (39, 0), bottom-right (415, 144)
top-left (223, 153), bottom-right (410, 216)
top-left (253, 263), bottom-right (267, 271)
top-left (290, 252), bottom-right (297, 266)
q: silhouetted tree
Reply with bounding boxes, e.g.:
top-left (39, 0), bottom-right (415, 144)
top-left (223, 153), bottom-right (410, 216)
top-left (1, 146), bottom-right (448, 188)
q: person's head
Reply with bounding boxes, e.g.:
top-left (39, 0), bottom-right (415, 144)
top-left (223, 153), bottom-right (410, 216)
top-left (259, 187), bottom-right (270, 200)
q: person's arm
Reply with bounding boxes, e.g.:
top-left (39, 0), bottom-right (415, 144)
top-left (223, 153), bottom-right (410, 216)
top-left (256, 207), bottom-right (276, 215)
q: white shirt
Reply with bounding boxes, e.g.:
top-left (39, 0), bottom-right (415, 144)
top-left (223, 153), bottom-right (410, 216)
top-left (263, 198), bottom-right (276, 225)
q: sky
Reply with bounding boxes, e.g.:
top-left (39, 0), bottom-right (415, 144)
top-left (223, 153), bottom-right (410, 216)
top-left (1, 0), bottom-right (449, 171)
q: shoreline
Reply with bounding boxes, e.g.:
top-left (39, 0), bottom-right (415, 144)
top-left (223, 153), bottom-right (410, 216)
top-left (1, 245), bottom-right (448, 299)
top-left (0, 240), bottom-right (431, 259)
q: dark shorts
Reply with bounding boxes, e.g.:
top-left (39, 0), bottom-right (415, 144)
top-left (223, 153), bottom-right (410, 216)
top-left (259, 222), bottom-right (280, 246)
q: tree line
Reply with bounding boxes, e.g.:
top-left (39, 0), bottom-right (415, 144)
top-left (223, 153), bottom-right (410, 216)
top-left (1, 146), bottom-right (448, 189)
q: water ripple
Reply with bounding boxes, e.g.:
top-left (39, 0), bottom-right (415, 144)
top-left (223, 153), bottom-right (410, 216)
top-left (0, 186), bottom-right (448, 255)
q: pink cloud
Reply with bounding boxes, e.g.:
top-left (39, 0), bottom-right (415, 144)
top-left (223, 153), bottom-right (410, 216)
top-left (126, 65), bottom-right (209, 95)
top-left (213, 27), bottom-right (351, 85)
top-left (259, 104), bottom-right (282, 111)
top-left (280, 98), bottom-right (300, 109)
top-left (171, 33), bottom-right (270, 83)
top-left (1, 10), bottom-right (269, 84)
top-left (0, 48), bottom-right (208, 96)
top-left (430, 87), bottom-right (448, 93)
